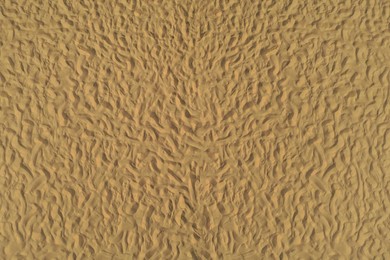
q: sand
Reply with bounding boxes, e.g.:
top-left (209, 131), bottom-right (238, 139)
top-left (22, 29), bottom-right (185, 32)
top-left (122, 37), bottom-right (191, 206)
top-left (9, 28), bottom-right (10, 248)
top-left (1, 0), bottom-right (390, 259)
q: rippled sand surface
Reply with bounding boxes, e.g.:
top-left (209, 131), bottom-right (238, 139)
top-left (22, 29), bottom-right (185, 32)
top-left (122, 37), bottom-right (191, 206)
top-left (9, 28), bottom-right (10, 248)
top-left (1, 0), bottom-right (390, 259)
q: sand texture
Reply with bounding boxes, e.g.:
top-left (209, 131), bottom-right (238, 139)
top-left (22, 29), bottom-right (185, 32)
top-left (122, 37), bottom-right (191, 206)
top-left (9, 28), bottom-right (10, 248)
top-left (1, 0), bottom-right (390, 259)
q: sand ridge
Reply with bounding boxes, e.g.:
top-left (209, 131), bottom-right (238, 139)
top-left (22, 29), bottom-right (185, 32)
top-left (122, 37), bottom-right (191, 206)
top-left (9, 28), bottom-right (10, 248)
top-left (1, 0), bottom-right (390, 259)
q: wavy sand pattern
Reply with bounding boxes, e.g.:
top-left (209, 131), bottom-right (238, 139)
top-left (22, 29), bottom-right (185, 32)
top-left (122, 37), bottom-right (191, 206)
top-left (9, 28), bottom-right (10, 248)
top-left (1, 0), bottom-right (390, 259)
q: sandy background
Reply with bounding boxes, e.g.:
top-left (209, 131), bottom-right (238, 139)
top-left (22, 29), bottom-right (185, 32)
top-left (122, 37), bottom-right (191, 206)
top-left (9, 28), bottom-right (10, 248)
top-left (1, 0), bottom-right (390, 259)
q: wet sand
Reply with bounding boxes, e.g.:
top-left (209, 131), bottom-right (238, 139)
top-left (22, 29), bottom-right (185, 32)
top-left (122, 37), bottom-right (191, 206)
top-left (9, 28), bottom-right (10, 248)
top-left (1, 0), bottom-right (390, 259)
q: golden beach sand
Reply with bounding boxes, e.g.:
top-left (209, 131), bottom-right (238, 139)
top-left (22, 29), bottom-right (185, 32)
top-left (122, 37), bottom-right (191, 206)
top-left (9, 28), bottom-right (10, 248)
top-left (1, 0), bottom-right (390, 259)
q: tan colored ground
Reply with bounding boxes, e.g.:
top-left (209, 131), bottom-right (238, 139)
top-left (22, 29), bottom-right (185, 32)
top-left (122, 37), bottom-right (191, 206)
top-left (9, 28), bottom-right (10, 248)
top-left (1, 0), bottom-right (390, 259)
